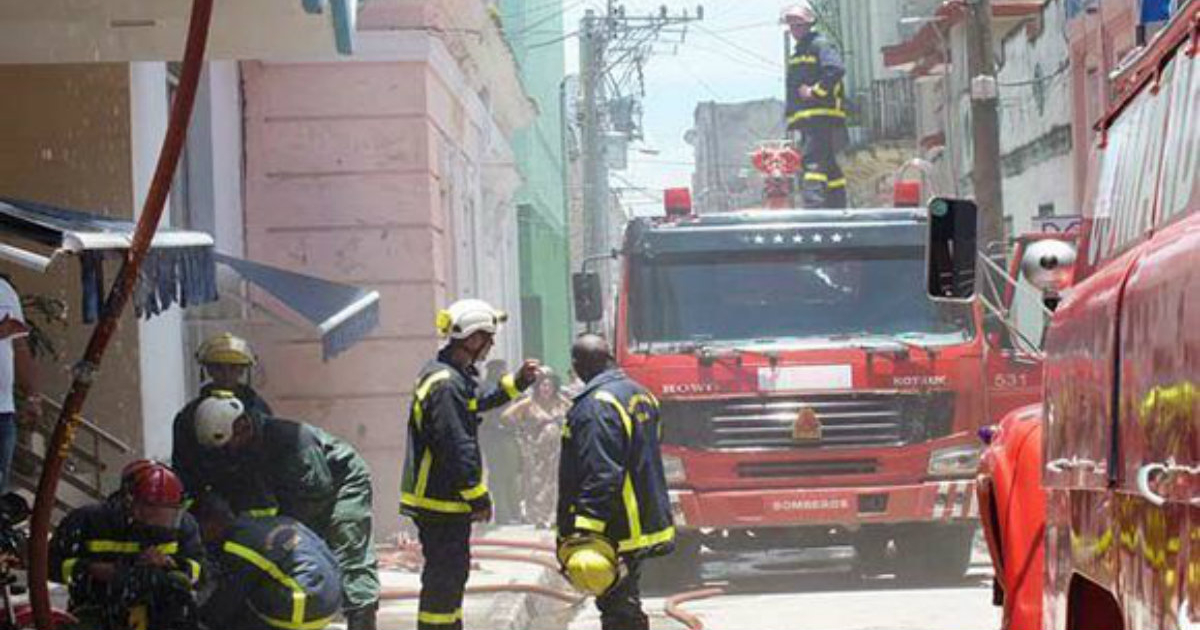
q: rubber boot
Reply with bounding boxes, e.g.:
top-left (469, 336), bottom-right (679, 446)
top-left (346, 603), bottom-right (378, 630)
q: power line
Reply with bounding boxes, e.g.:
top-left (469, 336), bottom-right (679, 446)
top-left (693, 23), bottom-right (783, 70)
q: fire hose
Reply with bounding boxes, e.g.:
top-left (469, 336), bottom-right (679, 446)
top-left (382, 537), bottom-right (722, 629)
top-left (27, 0), bottom-right (214, 627)
top-left (664, 588), bottom-right (725, 630)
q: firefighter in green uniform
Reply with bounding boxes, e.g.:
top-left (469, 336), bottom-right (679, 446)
top-left (172, 333), bottom-right (274, 506)
top-left (400, 299), bottom-right (541, 630)
top-left (783, 1), bottom-right (848, 209)
top-left (193, 393), bottom-right (380, 630)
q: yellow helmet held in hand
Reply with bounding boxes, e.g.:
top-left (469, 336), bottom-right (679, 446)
top-left (196, 333), bottom-right (257, 366)
top-left (557, 535), bottom-right (621, 597)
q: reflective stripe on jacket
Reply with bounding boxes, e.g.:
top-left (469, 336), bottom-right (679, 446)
top-left (557, 369), bottom-right (675, 556)
top-left (49, 502), bottom-right (207, 606)
top-left (786, 31), bottom-right (847, 129)
top-left (400, 348), bottom-right (524, 520)
top-left (202, 515), bottom-right (342, 630)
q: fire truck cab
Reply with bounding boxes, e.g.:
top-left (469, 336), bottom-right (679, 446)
top-left (582, 197), bottom-right (1040, 584)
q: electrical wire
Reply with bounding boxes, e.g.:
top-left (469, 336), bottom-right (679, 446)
top-left (693, 23), bottom-right (784, 70)
top-left (527, 30), bottom-right (579, 50)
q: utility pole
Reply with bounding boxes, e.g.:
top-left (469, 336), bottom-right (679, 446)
top-left (578, 2), bottom-right (703, 266)
top-left (965, 0), bottom-right (1005, 250)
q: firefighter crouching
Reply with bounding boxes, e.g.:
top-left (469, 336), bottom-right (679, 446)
top-left (172, 332), bottom-right (274, 502)
top-left (50, 461), bottom-right (206, 630)
top-left (400, 299), bottom-right (541, 630)
top-left (783, 1), bottom-right (848, 209)
top-left (192, 393), bottom-right (380, 630)
top-left (556, 334), bottom-right (675, 630)
top-left (193, 494), bottom-right (342, 630)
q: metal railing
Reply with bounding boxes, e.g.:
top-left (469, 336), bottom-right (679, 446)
top-left (10, 397), bottom-right (132, 516)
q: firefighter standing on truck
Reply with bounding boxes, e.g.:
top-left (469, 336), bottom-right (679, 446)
top-left (192, 393), bottom-right (380, 630)
top-left (783, 1), bottom-right (848, 209)
top-left (171, 332), bottom-right (274, 503)
top-left (400, 299), bottom-right (541, 630)
top-left (50, 461), bottom-right (206, 630)
top-left (555, 334), bottom-right (675, 630)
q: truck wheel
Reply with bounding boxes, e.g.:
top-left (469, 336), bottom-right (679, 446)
top-left (641, 531), bottom-right (702, 592)
top-left (853, 535), bottom-right (891, 577)
top-left (895, 524), bottom-right (975, 584)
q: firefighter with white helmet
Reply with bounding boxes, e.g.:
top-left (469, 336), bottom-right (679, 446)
top-left (171, 333), bottom-right (274, 507)
top-left (191, 389), bottom-right (381, 630)
top-left (401, 298), bottom-right (541, 630)
top-left (782, 0), bottom-right (849, 208)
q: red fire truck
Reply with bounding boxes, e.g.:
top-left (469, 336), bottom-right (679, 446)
top-left (574, 174), bottom-right (1042, 582)
top-left (956, 7), bottom-right (1198, 629)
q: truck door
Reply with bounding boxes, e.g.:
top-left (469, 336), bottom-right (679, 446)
top-left (1114, 47), bottom-right (1198, 630)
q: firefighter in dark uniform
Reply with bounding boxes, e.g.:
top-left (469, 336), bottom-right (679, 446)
top-left (172, 332), bottom-right (274, 508)
top-left (193, 393), bottom-right (380, 630)
top-left (50, 461), bottom-right (206, 630)
top-left (783, 1), bottom-right (848, 209)
top-left (194, 494), bottom-right (343, 630)
top-left (555, 334), bottom-right (675, 630)
top-left (400, 299), bottom-right (541, 630)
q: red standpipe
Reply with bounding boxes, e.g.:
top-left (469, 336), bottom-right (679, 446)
top-left (26, 1), bottom-right (214, 627)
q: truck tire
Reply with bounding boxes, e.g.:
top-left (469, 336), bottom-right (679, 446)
top-left (895, 524), bottom-right (975, 584)
top-left (641, 530), bottom-right (702, 592)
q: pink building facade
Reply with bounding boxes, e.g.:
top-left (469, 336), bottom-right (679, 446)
top-left (242, 1), bottom-right (535, 540)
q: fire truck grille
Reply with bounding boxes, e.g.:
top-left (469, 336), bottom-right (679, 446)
top-left (737, 459), bottom-right (878, 478)
top-left (661, 392), bottom-right (955, 450)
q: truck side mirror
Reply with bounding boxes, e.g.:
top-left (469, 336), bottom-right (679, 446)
top-left (573, 272), bottom-right (604, 323)
top-left (926, 198), bottom-right (978, 301)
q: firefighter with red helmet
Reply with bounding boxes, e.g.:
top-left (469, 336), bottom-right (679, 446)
top-left (50, 461), bottom-right (206, 630)
top-left (783, 1), bottom-right (848, 209)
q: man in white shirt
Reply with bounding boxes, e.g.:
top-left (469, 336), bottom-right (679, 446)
top-left (0, 276), bottom-right (41, 492)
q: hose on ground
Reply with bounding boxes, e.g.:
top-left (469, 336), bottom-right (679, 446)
top-left (664, 588), bottom-right (724, 630)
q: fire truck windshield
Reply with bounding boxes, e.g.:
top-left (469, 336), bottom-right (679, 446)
top-left (629, 246), bottom-right (973, 349)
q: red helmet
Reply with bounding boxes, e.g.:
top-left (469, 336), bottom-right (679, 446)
top-left (127, 464), bottom-right (184, 508)
top-left (120, 459), bottom-right (156, 492)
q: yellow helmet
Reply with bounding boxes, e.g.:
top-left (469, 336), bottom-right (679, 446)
top-left (196, 333), bottom-right (256, 366)
top-left (557, 535), bottom-right (620, 596)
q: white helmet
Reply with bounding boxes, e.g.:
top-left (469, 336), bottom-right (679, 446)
top-left (436, 299), bottom-right (508, 340)
top-left (780, 1), bottom-right (817, 24)
top-left (194, 392), bottom-right (246, 448)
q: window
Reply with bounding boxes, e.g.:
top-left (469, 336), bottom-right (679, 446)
top-left (1156, 52), bottom-right (1198, 224)
top-left (1086, 65), bottom-right (1172, 263)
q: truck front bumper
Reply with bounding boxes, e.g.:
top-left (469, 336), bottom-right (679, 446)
top-left (669, 479), bottom-right (978, 529)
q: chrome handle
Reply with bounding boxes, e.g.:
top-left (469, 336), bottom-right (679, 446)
top-left (1136, 462), bottom-right (1169, 507)
top-left (1136, 459), bottom-right (1200, 507)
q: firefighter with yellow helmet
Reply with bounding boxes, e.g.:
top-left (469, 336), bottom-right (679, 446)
top-left (171, 333), bottom-right (274, 506)
top-left (555, 334), bottom-right (675, 630)
top-left (400, 299), bottom-right (541, 630)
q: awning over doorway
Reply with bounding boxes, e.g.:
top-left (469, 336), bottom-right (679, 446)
top-left (215, 254), bottom-right (379, 360)
top-left (0, 197), bottom-right (217, 323)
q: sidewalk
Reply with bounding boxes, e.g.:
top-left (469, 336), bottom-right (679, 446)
top-left (335, 524), bottom-right (578, 630)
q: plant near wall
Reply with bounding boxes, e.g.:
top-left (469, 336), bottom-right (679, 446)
top-left (20, 294), bottom-right (69, 362)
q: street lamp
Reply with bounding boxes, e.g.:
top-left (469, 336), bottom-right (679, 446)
top-left (899, 15), bottom-right (961, 195)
